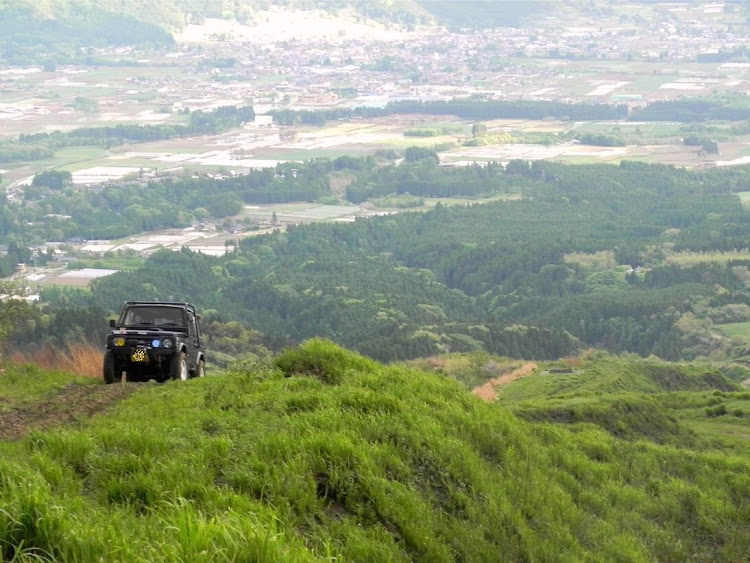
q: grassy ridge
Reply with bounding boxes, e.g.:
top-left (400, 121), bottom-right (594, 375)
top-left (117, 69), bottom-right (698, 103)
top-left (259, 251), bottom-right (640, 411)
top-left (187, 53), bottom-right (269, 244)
top-left (498, 355), bottom-right (739, 401)
top-left (409, 351), bottom-right (741, 398)
top-left (1, 340), bottom-right (749, 560)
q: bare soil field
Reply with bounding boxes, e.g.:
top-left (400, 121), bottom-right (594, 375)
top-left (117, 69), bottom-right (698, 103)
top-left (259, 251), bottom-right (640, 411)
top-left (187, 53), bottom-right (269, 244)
top-left (0, 383), bottom-right (134, 440)
top-left (472, 362), bottom-right (537, 402)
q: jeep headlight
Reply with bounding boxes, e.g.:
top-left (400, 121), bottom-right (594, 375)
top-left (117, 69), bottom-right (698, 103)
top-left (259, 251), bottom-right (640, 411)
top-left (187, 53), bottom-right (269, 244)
top-left (162, 338), bottom-right (173, 349)
top-left (114, 337), bottom-right (126, 347)
top-left (151, 339), bottom-right (161, 348)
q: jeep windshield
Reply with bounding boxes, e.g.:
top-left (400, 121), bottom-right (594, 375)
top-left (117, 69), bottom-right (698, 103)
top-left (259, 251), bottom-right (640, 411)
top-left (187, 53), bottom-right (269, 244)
top-left (119, 306), bottom-right (187, 329)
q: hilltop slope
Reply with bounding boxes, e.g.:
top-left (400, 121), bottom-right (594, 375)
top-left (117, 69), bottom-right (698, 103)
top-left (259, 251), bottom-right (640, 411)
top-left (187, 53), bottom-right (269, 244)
top-left (0, 340), bottom-right (749, 561)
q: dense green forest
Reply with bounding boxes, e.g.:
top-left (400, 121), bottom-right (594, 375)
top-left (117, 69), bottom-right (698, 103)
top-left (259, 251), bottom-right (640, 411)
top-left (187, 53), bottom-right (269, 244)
top-left (12, 157), bottom-right (748, 364)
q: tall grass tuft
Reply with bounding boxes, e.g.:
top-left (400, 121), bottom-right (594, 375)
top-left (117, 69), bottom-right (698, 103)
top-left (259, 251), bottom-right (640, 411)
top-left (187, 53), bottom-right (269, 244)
top-left (10, 343), bottom-right (103, 379)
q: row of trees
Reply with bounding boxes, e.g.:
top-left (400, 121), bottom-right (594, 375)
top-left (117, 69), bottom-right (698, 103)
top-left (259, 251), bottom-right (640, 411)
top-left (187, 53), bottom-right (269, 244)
top-left (272, 99), bottom-right (628, 126)
top-left (273, 96), bottom-right (750, 128)
top-left (630, 97), bottom-right (750, 122)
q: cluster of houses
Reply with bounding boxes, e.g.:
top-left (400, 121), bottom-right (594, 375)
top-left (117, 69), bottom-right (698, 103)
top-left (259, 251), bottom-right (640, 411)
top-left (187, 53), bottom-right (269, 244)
top-left (2, 2), bottom-right (749, 131)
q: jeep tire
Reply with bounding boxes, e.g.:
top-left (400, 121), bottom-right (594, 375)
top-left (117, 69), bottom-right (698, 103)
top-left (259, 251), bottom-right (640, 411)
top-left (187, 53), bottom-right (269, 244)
top-left (170, 351), bottom-right (188, 381)
top-left (196, 359), bottom-right (206, 378)
top-left (103, 350), bottom-right (119, 384)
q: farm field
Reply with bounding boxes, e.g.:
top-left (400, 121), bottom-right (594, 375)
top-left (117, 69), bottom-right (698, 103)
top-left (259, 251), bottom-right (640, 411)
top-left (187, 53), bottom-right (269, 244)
top-left (737, 191), bottom-right (750, 208)
top-left (9, 108), bottom-right (750, 185)
top-left (715, 322), bottom-right (750, 341)
top-left (4, 39), bottom-right (750, 185)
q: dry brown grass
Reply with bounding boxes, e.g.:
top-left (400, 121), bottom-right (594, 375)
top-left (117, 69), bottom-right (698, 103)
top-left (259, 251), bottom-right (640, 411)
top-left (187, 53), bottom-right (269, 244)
top-left (11, 342), bottom-right (103, 379)
top-left (561, 356), bottom-right (583, 368)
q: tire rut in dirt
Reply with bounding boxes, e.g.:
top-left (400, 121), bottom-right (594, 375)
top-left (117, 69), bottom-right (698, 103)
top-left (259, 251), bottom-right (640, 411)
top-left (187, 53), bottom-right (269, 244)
top-left (0, 383), bottom-right (135, 441)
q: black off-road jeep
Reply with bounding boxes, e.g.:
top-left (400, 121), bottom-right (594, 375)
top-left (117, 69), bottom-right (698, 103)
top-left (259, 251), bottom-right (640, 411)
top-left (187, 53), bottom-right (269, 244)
top-left (103, 301), bottom-right (206, 383)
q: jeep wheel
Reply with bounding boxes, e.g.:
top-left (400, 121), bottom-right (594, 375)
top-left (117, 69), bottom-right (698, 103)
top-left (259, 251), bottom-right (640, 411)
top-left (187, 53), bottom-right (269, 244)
top-left (103, 351), bottom-right (119, 384)
top-left (170, 351), bottom-right (188, 381)
top-left (196, 359), bottom-right (206, 378)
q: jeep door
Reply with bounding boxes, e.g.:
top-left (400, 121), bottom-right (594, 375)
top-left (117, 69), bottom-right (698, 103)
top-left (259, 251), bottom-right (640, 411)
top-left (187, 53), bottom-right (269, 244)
top-left (186, 310), bottom-right (201, 368)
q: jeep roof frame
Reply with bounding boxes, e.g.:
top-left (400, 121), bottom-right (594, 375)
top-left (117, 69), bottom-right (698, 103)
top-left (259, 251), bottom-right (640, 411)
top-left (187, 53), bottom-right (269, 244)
top-left (123, 301), bottom-right (194, 308)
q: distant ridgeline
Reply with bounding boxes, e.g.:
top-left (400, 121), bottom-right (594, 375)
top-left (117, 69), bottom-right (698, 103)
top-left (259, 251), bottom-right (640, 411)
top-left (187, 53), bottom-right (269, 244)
top-left (21, 158), bottom-right (750, 364)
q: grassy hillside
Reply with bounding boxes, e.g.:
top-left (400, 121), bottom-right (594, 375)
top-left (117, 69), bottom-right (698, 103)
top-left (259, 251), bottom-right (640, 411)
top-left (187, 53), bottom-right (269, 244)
top-left (499, 355), bottom-right (739, 401)
top-left (409, 351), bottom-right (742, 397)
top-left (410, 351), bottom-right (750, 449)
top-left (1, 340), bottom-right (749, 561)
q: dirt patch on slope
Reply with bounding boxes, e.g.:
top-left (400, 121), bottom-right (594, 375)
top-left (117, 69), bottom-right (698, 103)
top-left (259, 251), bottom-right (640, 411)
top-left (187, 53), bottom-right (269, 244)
top-left (0, 383), bottom-right (134, 441)
top-left (472, 362), bottom-right (537, 402)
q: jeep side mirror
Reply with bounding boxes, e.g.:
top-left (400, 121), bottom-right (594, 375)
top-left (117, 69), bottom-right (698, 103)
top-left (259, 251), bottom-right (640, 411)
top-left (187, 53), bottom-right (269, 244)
top-left (109, 319), bottom-right (116, 328)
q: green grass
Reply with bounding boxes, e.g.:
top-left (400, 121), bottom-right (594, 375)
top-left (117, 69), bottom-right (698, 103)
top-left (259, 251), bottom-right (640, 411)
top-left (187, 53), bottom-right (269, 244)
top-left (26, 146), bottom-right (109, 172)
top-left (511, 393), bottom-right (697, 446)
top-left (715, 321), bottom-right (750, 340)
top-left (84, 157), bottom-right (159, 169)
top-left (0, 340), bottom-right (749, 561)
top-left (65, 255), bottom-right (144, 271)
top-left (0, 363), bottom-right (95, 412)
top-left (499, 355), bottom-right (737, 402)
top-left (736, 191), bottom-right (750, 209)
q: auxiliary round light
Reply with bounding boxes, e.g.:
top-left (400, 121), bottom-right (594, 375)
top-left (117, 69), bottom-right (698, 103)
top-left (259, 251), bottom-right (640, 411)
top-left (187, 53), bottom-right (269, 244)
top-left (114, 337), bottom-right (126, 347)
top-left (163, 339), bottom-right (173, 349)
top-left (152, 339), bottom-right (161, 348)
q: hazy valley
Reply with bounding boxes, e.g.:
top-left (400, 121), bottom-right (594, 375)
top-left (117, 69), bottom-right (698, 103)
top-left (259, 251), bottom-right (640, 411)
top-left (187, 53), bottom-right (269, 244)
top-left (0, 1), bottom-right (749, 560)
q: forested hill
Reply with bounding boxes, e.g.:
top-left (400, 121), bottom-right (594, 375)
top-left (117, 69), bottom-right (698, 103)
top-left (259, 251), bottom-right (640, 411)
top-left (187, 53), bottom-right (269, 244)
top-left (0, 0), bottom-right (548, 63)
top-left (0, 0), bottom-right (175, 64)
top-left (26, 158), bottom-right (750, 366)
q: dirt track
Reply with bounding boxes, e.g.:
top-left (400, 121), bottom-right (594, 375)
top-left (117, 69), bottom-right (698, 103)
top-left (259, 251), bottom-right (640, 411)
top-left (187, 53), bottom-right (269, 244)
top-left (0, 383), bottom-right (134, 440)
top-left (472, 362), bottom-right (537, 402)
